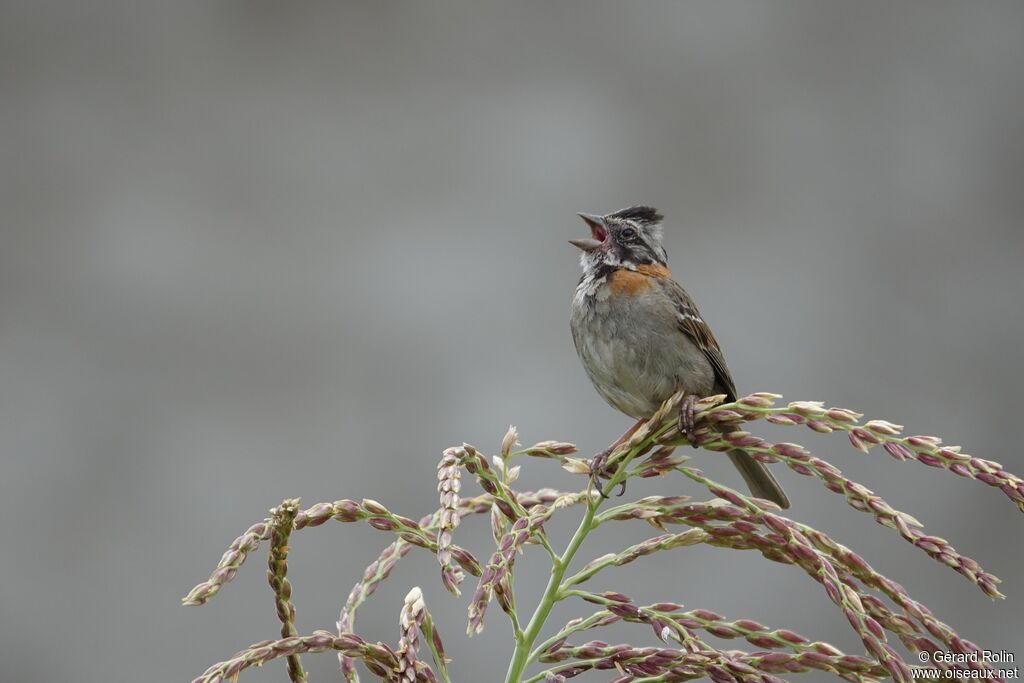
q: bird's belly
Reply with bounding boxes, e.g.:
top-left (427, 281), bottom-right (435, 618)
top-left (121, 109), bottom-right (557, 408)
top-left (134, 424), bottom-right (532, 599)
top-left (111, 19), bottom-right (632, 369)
top-left (571, 283), bottom-right (715, 419)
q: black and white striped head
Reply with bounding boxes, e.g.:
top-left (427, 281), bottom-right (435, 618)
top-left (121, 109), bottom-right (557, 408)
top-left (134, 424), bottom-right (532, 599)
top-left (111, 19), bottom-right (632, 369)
top-left (570, 206), bottom-right (668, 274)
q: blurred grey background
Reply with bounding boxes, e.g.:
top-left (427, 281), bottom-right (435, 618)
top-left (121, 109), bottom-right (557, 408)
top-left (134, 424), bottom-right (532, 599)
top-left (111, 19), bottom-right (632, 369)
top-left (2, 2), bottom-right (1023, 682)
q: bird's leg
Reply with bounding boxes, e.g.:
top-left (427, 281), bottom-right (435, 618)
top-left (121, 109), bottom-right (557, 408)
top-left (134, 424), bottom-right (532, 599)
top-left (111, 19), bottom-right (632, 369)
top-left (588, 447), bottom-right (615, 499)
top-left (590, 418), bottom-right (646, 498)
top-left (678, 394), bottom-right (700, 448)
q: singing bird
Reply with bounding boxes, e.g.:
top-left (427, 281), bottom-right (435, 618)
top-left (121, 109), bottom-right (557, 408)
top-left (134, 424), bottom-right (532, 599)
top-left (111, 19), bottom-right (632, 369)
top-left (569, 206), bottom-right (789, 508)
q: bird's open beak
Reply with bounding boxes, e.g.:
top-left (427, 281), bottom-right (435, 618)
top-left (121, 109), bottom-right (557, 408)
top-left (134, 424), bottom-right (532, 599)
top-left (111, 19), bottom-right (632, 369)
top-left (570, 212), bottom-right (607, 252)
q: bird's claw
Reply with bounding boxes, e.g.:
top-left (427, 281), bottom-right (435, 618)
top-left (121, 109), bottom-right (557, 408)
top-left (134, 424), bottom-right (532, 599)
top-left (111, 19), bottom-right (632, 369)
top-left (589, 448), bottom-right (627, 498)
top-left (678, 394), bottom-right (700, 448)
top-left (589, 448), bottom-right (611, 498)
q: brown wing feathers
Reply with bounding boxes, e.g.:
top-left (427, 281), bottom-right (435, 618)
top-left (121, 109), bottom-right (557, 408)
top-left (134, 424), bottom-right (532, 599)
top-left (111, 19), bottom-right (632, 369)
top-left (671, 284), bottom-right (738, 400)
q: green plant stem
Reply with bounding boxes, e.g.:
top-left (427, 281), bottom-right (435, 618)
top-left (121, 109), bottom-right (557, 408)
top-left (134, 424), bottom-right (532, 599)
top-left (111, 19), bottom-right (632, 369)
top-left (536, 534), bottom-right (559, 563)
top-left (421, 614), bottom-right (452, 683)
top-left (506, 582), bottom-right (523, 639)
top-left (503, 447), bottom-right (638, 683)
top-left (503, 502), bottom-right (595, 683)
top-left (527, 610), bottom-right (611, 663)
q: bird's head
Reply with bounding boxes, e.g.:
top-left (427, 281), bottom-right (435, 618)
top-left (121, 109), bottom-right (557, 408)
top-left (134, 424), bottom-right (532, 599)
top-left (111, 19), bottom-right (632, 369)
top-left (570, 206), bottom-right (667, 274)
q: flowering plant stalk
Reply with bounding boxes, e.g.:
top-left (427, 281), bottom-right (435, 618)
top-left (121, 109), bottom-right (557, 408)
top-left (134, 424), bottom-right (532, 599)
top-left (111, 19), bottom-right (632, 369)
top-left (184, 391), bottom-right (1023, 683)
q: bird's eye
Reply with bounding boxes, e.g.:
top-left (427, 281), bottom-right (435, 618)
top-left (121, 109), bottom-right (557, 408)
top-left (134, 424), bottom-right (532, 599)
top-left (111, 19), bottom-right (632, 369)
top-left (620, 227), bottom-right (637, 240)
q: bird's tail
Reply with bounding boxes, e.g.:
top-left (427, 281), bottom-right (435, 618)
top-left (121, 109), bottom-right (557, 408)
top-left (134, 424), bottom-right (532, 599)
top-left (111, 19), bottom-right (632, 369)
top-left (726, 447), bottom-right (790, 509)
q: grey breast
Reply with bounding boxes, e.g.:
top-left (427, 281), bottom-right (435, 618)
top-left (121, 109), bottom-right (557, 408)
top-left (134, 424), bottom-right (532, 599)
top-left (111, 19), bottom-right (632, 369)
top-left (571, 274), bottom-right (716, 419)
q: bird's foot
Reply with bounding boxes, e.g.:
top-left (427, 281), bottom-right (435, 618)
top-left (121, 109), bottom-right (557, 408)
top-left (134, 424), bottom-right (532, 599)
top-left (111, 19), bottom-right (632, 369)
top-left (589, 448), bottom-right (626, 498)
top-left (678, 394), bottom-right (700, 448)
top-left (589, 418), bottom-right (646, 498)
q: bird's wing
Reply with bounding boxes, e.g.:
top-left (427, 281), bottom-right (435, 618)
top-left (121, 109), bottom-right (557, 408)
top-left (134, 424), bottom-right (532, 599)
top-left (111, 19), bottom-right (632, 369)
top-left (664, 279), bottom-right (738, 401)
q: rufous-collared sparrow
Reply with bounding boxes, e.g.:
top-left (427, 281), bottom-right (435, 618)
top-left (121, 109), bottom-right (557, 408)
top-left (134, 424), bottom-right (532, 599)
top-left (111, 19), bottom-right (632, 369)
top-left (569, 206), bottom-right (789, 508)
